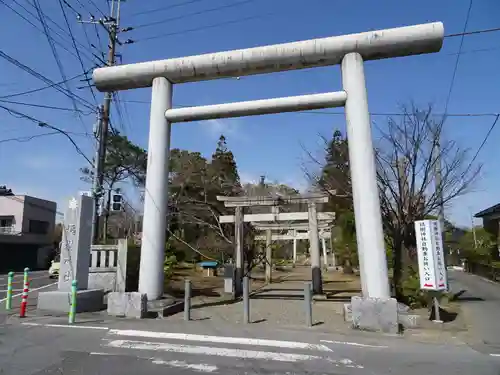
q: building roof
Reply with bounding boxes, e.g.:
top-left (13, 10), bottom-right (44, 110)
top-left (474, 203), bottom-right (500, 218)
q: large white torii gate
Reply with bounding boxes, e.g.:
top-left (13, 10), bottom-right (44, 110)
top-left (93, 22), bottom-right (444, 301)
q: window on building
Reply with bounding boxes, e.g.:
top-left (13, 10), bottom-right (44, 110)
top-left (0, 218), bottom-right (13, 227)
top-left (28, 220), bottom-right (49, 234)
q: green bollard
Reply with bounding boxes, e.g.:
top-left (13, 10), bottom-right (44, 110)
top-left (6, 272), bottom-right (13, 310)
top-left (23, 268), bottom-right (29, 292)
top-left (68, 280), bottom-right (77, 324)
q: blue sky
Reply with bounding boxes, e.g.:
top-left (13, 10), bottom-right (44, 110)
top-left (1, 0), bottom-right (499, 227)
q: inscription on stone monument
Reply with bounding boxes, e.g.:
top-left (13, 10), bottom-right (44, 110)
top-left (58, 195), bottom-right (93, 291)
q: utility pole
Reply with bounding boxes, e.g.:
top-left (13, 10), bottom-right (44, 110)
top-left (91, 106), bottom-right (103, 242)
top-left (79, 0), bottom-right (123, 243)
top-left (470, 210), bottom-right (478, 248)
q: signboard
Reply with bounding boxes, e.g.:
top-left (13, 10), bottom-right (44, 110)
top-left (415, 220), bottom-right (448, 291)
top-left (58, 195), bottom-right (93, 292)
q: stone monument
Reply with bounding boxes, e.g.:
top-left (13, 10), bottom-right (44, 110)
top-left (38, 195), bottom-right (104, 313)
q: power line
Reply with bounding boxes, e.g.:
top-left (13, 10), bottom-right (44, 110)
top-left (0, 0), bottom-right (84, 62)
top-left (0, 130), bottom-right (90, 144)
top-left (86, 0), bottom-right (106, 17)
top-left (32, 0), bottom-right (106, 65)
top-left (118, 93), bottom-right (134, 134)
top-left (464, 114), bottom-right (500, 174)
top-left (32, 0), bottom-right (86, 132)
top-left (136, 12), bottom-right (274, 42)
top-left (59, 0), bottom-right (98, 105)
top-left (0, 104), bottom-right (94, 166)
top-left (0, 71), bottom-right (88, 99)
top-left (0, 131), bottom-right (61, 144)
top-left (0, 49), bottom-right (96, 111)
top-left (2, 195), bottom-right (64, 216)
top-left (435, 0), bottom-right (472, 250)
top-left (131, 0), bottom-right (258, 30)
top-left (128, 0), bottom-right (208, 17)
top-left (93, 22), bottom-right (106, 60)
top-left (447, 46), bottom-right (500, 56)
top-left (444, 0), bottom-right (473, 115)
top-left (112, 92), bottom-right (129, 134)
top-left (72, 0), bottom-right (105, 17)
top-left (0, 98), bottom-right (92, 113)
top-left (2, 0), bottom-right (104, 65)
top-left (445, 26), bottom-right (500, 38)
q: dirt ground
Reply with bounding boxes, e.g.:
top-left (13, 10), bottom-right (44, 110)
top-left (162, 264), bottom-right (469, 343)
top-left (164, 263), bottom-right (361, 306)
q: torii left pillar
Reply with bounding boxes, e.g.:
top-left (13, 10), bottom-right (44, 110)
top-left (138, 77), bottom-right (172, 300)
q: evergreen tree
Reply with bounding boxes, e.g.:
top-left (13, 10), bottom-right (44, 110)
top-left (317, 130), bottom-right (358, 272)
top-left (318, 130), bottom-right (351, 209)
top-left (209, 135), bottom-right (241, 196)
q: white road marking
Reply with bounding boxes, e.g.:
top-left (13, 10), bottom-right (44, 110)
top-left (109, 329), bottom-right (333, 352)
top-left (22, 322), bottom-right (109, 330)
top-left (0, 281), bottom-right (57, 302)
top-left (104, 339), bottom-right (323, 362)
top-left (91, 352), bottom-right (119, 355)
top-left (321, 339), bottom-right (388, 349)
top-left (151, 359), bottom-right (218, 372)
top-left (489, 353), bottom-right (500, 357)
top-left (90, 352), bottom-right (218, 372)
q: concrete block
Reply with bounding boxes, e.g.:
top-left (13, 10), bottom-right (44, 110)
top-left (398, 313), bottom-right (421, 329)
top-left (351, 296), bottom-right (399, 334)
top-left (147, 297), bottom-right (183, 318)
top-left (397, 302), bottom-right (410, 314)
top-left (37, 289), bottom-right (104, 313)
top-left (343, 303), bottom-right (352, 322)
top-left (107, 292), bottom-right (147, 319)
top-left (89, 272), bottom-right (116, 293)
top-left (224, 278), bottom-right (233, 294)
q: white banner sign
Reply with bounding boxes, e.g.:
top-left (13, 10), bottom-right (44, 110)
top-left (415, 220), bottom-right (448, 291)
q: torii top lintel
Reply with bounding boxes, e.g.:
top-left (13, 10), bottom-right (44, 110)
top-left (92, 22), bottom-right (444, 92)
top-left (216, 192), bottom-right (332, 207)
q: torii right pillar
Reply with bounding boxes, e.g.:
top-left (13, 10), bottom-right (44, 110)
top-left (342, 52), bottom-right (390, 299)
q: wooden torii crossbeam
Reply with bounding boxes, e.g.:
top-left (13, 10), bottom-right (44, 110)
top-left (253, 221), bottom-right (334, 269)
top-left (216, 191), bottom-right (333, 207)
top-left (220, 212), bottom-right (335, 223)
top-left (252, 222), bottom-right (332, 230)
top-left (254, 232), bottom-right (331, 240)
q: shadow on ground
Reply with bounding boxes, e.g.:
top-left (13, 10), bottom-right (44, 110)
top-left (450, 289), bottom-right (484, 302)
top-left (166, 286), bottom-right (221, 299)
top-left (248, 287), bottom-right (359, 302)
top-left (429, 306), bottom-right (458, 322)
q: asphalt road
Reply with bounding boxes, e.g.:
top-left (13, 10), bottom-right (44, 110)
top-left (1, 316), bottom-right (499, 375)
top-left (448, 269), bottom-right (500, 355)
top-left (0, 270), bottom-right (57, 315)
top-left (0, 269), bottom-right (499, 374)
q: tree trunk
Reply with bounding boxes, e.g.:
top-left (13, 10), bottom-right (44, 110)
top-left (343, 247), bottom-right (353, 274)
top-left (392, 241), bottom-right (404, 301)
